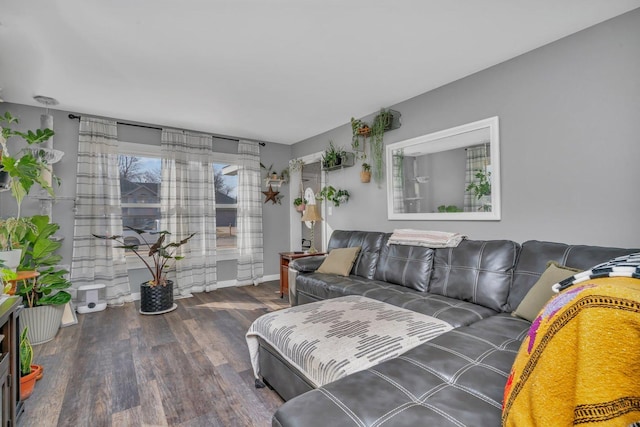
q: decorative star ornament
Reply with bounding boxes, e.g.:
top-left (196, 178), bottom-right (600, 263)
top-left (262, 185), bottom-right (280, 204)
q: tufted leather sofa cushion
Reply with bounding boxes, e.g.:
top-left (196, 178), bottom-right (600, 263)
top-left (506, 240), bottom-right (639, 312)
top-left (296, 274), bottom-right (497, 328)
top-left (429, 240), bottom-right (520, 312)
top-left (374, 235), bottom-right (435, 291)
top-left (272, 316), bottom-right (530, 427)
top-left (326, 230), bottom-right (386, 279)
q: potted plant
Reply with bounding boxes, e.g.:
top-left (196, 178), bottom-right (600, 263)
top-left (370, 109), bottom-right (394, 185)
top-left (321, 141), bottom-right (347, 169)
top-left (0, 111), bottom-right (57, 217)
top-left (0, 217), bottom-right (35, 271)
top-left (19, 326), bottom-right (38, 400)
top-left (466, 169), bottom-right (492, 211)
top-left (350, 117), bottom-right (370, 153)
top-left (16, 215), bottom-right (73, 345)
top-left (0, 111), bottom-right (57, 271)
top-left (93, 227), bottom-right (195, 315)
top-left (360, 163), bottom-right (371, 183)
top-left (293, 196), bottom-right (307, 213)
top-left (317, 186), bottom-right (350, 207)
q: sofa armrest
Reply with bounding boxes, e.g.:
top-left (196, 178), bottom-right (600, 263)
top-left (289, 256), bottom-right (326, 273)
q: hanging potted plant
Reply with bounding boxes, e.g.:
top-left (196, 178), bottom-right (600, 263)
top-left (350, 117), bottom-right (370, 153)
top-left (317, 186), bottom-right (350, 207)
top-left (293, 196), bottom-right (307, 213)
top-left (93, 227), bottom-right (195, 315)
top-left (370, 109), bottom-right (395, 185)
top-left (360, 163), bottom-right (371, 183)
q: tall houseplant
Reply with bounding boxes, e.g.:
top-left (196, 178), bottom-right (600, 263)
top-left (93, 227), bottom-right (195, 314)
top-left (16, 215), bottom-right (73, 345)
top-left (0, 111), bottom-right (56, 271)
top-left (0, 111), bottom-right (56, 217)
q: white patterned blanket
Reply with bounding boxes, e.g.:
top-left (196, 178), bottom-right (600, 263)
top-left (246, 295), bottom-right (453, 388)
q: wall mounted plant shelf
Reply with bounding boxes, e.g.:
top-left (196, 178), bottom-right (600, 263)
top-left (322, 152), bottom-right (355, 171)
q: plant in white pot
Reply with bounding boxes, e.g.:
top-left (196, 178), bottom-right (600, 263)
top-left (93, 227), bottom-right (195, 315)
top-left (16, 215), bottom-right (72, 345)
top-left (0, 111), bottom-right (56, 270)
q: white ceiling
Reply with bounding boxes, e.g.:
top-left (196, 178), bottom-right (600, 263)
top-left (1, 1), bottom-right (638, 145)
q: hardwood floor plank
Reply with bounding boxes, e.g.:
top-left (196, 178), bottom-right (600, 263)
top-left (18, 281), bottom-right (287, 427)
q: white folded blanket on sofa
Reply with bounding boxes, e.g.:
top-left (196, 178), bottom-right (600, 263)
top-left (388, 229), bottom-right (466, 248)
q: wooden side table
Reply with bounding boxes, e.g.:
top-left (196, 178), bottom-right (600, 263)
top-left (6, 271), bottom-right (39, 297)
top-left (279, 252), bottom-right (325, 298)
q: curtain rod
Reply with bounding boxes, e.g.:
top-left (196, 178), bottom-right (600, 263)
top-left (67, 114), bottom-right (266, 146)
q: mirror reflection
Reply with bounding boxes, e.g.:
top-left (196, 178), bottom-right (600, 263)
top-left (387, 117), bottom-right (500, 221)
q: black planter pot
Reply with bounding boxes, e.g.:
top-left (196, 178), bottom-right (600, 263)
top-left (140, 280), bottom-right (177, 315)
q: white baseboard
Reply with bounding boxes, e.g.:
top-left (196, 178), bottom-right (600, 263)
top-left (127, 274), bottom-right (280, 302)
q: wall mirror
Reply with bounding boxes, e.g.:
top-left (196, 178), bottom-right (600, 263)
top-left (386, 116), bottom-right (500, 221)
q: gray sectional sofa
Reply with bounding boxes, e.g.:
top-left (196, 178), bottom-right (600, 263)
top-left (265, 230), bottom-right (636, 427)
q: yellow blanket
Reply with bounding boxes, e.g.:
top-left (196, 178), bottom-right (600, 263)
top-left (503, 277), bottom-right (640, 427)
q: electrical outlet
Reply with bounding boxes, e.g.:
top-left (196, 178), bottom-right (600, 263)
top-left (328, 206), bottom-right (333, 215)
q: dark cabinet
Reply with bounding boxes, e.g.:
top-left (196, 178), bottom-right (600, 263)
top-left (0, 296), bottom-right (22, 426)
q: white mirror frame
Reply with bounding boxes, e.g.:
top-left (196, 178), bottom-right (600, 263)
top-left (386, 116), bottom-right (501, 221)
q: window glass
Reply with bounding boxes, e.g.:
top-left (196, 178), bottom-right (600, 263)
top-left (119, 154), bottom-right (161, 252)
top-left (117, 144), bottom-right (240, 262)
top-left (214, 163), bottom-right (237, 249)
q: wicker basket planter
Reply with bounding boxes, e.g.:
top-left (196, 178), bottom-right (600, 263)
top-left (140, 280), bottom-right (177, 315)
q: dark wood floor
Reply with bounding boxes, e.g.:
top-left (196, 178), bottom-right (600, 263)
top-left (20, 281), bottom-right (288, 427)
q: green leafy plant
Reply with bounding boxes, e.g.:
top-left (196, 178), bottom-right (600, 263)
top-left (362, 163), bottom-right (371, 172)
top-left (350, 117), bottom-right (370, 154)
top-left (20, 327), bottom-right (33, 377)
top-left (16, 215), bottom-right (72, 307)
top-left (1, 267), bottom-right (17, 294)
top-left (370, 109), bottom-right (394, 185)
top-left (0, 217), bottom-right (36, 251)
top-left (437, 205), bottom-right (463, 213)
top-left (466, 169), bottom-right (492, 199)
top-left (0, 111), bottom-right (57, 217)
top-left (317, 186), bottom-right (350, 207)
top-left (293, 197), bottom-right (307, 207)
top-left (322, 141), bottom-right (347, 169)
top-left (93, 227), bottom-right (195, 287)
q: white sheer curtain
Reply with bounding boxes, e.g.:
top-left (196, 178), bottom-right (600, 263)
top-left (236, 140), bottom-right (264, 285)
top-left (70, 117), bottom-right (132, 305)
top-left (161, 129), bottom-right (217, 295)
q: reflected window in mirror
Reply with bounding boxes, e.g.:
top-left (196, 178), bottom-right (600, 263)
top-left (386, 117), bottom-right (500, 221)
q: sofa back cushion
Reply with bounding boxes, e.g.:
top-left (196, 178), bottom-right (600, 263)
top-left (327, 230), bottom-right (386, 279)
top-left (507, 240), bottom-right (639, 312)
top-left (429, 240), bottom-right (520, 312)
top-left (374, 236), bottom-right (434, 291)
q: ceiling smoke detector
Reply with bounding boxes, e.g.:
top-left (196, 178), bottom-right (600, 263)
top-left (33, 95), bottom-right (59, 106)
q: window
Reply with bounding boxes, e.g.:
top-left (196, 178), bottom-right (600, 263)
top-left (118, 142), bottom-right (239, 266)
top-left (213, 163), bottom-right (238, 250)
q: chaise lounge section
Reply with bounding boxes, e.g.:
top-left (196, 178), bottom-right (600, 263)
top-left (262, 230), bottom-right (637, 426)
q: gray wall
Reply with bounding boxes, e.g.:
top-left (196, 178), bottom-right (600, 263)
top-left (292, 9), bottom-right (640, 248)
top-left (0, 103), bottom-right (291, 284)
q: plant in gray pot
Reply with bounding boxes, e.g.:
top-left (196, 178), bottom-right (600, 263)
top-left (93, 227), bottom-right (195, 315)
top-left (16, 215), bottom-right (72, 345)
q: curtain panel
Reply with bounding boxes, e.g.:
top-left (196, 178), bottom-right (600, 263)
top-left (161, 129), bottom-right (217, 295)
top-left (464, 144), bottom-right (490, 212)
top-left (70, 117), bottom-right (132, 305)
top-left (236, 140), bottom-right (264, 285)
